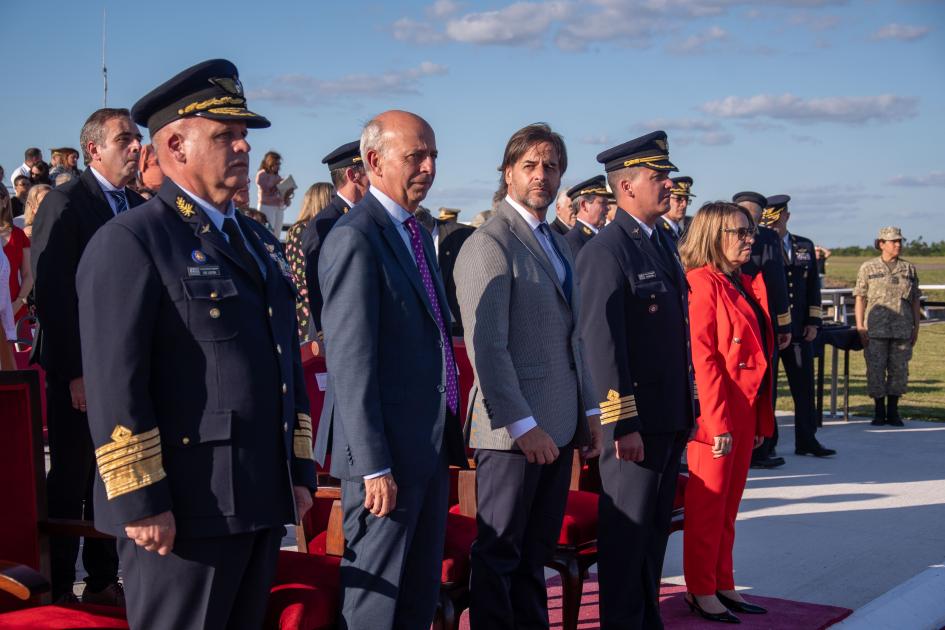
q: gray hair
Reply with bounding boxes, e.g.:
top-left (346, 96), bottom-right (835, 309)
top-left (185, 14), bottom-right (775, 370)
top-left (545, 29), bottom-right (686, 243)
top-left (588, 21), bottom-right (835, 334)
top-left (79, 108), bottom-right (131, 164)
top-left (360, 117), bottom-right (391, 164)
top-left (54, 172), bottom-right (74, 187)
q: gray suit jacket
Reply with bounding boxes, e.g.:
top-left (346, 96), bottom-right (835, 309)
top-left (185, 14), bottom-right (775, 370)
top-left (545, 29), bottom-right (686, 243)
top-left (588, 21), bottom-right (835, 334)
top-left (455, 200), bottom-right (594, 451)
top-left (315, 193), bottom-right (466, 483)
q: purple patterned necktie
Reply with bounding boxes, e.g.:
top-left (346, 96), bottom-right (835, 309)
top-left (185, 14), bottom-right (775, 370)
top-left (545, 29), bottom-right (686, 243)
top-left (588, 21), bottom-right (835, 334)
top-left (404, 216), bottom-right (458, 414)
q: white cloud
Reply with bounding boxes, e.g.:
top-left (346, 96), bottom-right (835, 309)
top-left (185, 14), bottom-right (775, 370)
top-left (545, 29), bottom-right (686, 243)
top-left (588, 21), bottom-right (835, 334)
top-left (700, 93), bottom-right (918, 125)
top-left (668, 26), bottom-right (729, 54)
top-left (249, 62), bottom-right (448, 107)
top-left (392, 18), bottom-right (447, 44)
top-left (444, 2), bottom-right (571, 45)
top-left (636, 117), bottom-right (722, 132)
top-left (886, 171), bottom-right (945, 187)
top-left (428, 0), bottom-right (464, 18)
top-left (871, 23), bottom-right (930, 42)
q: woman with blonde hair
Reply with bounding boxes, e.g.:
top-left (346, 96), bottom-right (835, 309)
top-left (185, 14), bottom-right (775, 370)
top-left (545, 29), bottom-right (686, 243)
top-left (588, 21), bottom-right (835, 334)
top-left (678, 201), bottom-right (774, 623)
top-left (285, 182), bottom-right (335, 342)
top-left (255, 151), bottom-right (289, 236)
top-left (23, 183), bottom-right (51, 239)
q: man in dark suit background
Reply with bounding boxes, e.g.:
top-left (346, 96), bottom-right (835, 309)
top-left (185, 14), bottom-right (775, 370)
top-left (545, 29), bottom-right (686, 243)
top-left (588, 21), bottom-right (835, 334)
top-left (433, 215), bottom-right (474, 334)
top-left (732, 191), bottom-right (793, 468)
top-left (30, 107), bottom-right (145, 605)
top-left (563, 174), bottom-right (610, 258)
top-left (577, 131), bottom-right (694, 629)
top-left (550, 189), bottom-right (574, 235)
top-left (316, 110), bottom-right (466, 630)
top-left (302, 141), bottom-right (369, 347)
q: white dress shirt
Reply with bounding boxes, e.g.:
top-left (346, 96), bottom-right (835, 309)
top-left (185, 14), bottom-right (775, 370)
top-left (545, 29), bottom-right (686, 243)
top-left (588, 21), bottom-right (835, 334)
top-left (628, 212), bottom-right (655, 238)
top-left (89, 166), bottom-right (126, 215)
top-left (782, 233), bottom-right (793, 262)
top-left (9, 163), bottom-right (30, 187)
top-left (0, 249), bottom-right (15, 341)
top-left (504, 196), bottom-right (599, 440)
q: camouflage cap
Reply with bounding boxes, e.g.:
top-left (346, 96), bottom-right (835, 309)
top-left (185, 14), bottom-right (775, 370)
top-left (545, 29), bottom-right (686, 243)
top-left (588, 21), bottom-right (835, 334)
top-left (877, 226), bottom-right (903, 241)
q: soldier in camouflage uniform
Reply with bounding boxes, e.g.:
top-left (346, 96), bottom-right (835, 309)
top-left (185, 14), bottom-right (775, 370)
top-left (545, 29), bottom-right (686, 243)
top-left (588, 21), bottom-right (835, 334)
top-left (854, 227), bottom-right (922, 426)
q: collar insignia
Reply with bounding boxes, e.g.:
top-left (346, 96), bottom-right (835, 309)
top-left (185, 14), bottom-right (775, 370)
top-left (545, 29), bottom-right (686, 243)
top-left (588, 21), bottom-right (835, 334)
top-left (176, 196), bottom-right (196, 218)
top-left (200, 223), bottom-right (211, 234)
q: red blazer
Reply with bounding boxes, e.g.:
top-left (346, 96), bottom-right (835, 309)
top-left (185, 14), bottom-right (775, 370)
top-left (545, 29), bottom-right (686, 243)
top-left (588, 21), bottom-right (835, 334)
top-left (687, 266), bottom-right (775, 445)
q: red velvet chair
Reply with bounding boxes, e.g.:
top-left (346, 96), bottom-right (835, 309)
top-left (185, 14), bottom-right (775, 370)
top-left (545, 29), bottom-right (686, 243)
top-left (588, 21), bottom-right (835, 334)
top-left (0, 369), bottom-right (341, 630)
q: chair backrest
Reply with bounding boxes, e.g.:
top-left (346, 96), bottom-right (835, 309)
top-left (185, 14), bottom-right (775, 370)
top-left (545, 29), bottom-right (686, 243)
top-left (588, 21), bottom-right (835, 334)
top-left (0, 370), bottom-right (48, 612)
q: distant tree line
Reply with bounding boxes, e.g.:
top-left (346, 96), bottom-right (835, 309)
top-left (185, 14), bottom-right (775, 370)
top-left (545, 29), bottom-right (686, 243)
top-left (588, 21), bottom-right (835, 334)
top-left (831, 237), bottom-right (945, 257)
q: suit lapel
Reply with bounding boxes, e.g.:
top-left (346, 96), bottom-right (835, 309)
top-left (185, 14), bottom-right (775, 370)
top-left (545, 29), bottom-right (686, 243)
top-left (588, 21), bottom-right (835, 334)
top-left (499, 201), bottom-right (569, 305)
top-left (365, 198), bottom-right (437, 321)
top-left (725, 272), bottom-right (764, 351)
top-left (79, 169), bottom-right (119, 226)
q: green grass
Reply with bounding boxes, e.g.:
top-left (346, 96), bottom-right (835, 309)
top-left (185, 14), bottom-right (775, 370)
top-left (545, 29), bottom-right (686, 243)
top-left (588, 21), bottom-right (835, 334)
top-left (824, 255), bottom-right (945, 301)
top-left (775, 321), bottom-right (945, 421)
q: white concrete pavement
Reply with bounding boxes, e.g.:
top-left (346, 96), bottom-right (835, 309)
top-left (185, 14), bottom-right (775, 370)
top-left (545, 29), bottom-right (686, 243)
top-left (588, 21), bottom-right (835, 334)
top-left (660, 412), bottom-right (945, 617)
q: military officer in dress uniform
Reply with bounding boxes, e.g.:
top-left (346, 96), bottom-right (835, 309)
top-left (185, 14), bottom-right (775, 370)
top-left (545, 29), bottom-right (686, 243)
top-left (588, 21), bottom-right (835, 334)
top-left (854, 227), bottom-right (922, 426)
top-left (564, 175), bottom-right (610, 257)
top-left (660, 176), bottom-right (695, 243)
top-left (76, 59), bottom-right (316, 630)
top-left (762, 195), bottom-right (835, 457)
top-left (302, 140), bottom-right (369, 346)
top-left (732, 191), bottom-right (793, 468)
top-left (577, 131), bottom-right (695, 629)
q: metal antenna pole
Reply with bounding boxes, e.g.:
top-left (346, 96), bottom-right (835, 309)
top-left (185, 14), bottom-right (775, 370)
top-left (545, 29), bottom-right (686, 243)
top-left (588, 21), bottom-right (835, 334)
top-left (102, 8), bottom-right (108, 107)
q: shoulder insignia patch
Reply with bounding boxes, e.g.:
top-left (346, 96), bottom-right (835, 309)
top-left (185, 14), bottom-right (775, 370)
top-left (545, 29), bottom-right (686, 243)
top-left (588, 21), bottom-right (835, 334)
top-left (176, 196), bottom-right (196, 218)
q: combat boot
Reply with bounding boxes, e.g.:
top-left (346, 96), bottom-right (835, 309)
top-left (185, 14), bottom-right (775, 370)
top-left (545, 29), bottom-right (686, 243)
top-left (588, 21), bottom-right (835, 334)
top-left (871, 397), bottom-right (886, 426)
top-left (887, 395), bottom-right (904, 426)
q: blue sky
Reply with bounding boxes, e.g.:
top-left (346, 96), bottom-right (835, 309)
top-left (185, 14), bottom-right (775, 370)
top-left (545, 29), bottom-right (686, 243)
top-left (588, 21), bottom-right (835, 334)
top-left (2, 0), bottom-right (943, 245)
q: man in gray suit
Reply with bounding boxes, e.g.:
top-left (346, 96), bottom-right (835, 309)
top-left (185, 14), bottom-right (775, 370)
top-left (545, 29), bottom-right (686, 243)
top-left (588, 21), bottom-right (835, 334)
top-left (316, 110), bottom-right (467, 630)
top-left (455, 123), bottom-right (602, 630)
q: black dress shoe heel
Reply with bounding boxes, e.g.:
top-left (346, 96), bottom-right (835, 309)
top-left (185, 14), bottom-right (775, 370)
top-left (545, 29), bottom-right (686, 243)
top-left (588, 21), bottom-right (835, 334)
top-left (716, 592), bottom-right (767, 614)
top-left (684, 593), bottom-right (741, 624)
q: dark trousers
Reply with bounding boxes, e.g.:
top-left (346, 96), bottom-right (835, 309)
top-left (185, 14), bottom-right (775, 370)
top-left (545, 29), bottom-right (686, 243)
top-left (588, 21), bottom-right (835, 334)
top-left (469, 447), bottom-right (573, 630)
top-left (118, 527), bottom-right (283, 630)
top-left (45, 375), bottom-right (118, 598)
top-left (753, 339), bottom-right (782, 461)
top-left (598, 431), bottom-right (686, 630)
top-left (339, 458), bottom-right (449, 630)
top-left (776, 341), bottom-right (819, 449)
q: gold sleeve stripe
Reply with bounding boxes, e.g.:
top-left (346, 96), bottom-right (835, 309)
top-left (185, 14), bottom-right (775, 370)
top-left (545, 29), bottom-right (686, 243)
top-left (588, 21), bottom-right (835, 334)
top-left (294, 414), bottom-right (315, 460)
top-left (777, 312), bottom-right (791, 327)
top-left (95, 425), bottom-right (167, 500)
top-left (809, 306), bottom-right (822, 318)
top-left (600, 410), bottom-right (638, 425)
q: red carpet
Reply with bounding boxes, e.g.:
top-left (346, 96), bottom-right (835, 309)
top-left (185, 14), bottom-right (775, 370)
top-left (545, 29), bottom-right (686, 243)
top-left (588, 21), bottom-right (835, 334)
top-left (459, 574), bottom-right (853, 629)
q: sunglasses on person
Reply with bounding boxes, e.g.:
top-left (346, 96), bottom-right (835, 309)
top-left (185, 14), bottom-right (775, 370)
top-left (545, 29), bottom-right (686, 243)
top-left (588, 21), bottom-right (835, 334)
top-left (720, 227), bottom-right (758, 241)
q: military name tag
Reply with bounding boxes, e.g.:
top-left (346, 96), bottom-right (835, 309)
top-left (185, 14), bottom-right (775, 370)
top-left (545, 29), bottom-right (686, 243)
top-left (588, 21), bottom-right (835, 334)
top-left (796, 251), bottom-right (811, 262)
top-left (187, 265), bottom-right (222, 277)
top-left (638, 271), bottom-right (657, 281)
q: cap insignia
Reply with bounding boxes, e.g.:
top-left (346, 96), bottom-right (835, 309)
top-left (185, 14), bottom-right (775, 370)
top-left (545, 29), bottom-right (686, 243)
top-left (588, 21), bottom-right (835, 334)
top-left (178, 95), bottom-right (245, 116)
top-left (209, 76), bottom-right (243, 96)
top-left (655, 138), bottom-right (668, 151)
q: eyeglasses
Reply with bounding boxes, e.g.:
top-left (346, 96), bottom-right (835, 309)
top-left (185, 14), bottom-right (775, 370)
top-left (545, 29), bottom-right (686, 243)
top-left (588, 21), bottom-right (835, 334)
top-left (721, 227), bottom-right (757, 241)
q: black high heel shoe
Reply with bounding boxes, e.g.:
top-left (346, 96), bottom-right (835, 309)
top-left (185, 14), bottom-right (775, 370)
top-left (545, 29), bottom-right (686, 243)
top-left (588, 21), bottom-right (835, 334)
top-left (716, 591), bottom-right (768, 614)
top-left (684, 593), bottom-right (741, 624)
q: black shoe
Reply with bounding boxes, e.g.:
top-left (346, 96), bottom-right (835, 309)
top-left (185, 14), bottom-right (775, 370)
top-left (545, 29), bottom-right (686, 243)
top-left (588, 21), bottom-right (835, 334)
top-left (795, 444), bottom-right (837, 457)
top-left (872, 397), bottom-right (886, 425)
top-left (750, 455), bottom-right (785, 469)
top-left (685, 594), bottom-right (741, 624)
top-left (716, 592), bottom-right (768, 615)
top-left (887, 396), bottom-right (903, 426)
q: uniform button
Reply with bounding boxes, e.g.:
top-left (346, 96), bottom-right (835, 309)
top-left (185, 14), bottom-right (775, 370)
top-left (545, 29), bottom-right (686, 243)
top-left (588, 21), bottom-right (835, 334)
top-left (210, 291), bottom-right (219, 299)
top-left (209, 307), bottom-right (221, 319)
top-left (738, 362), bottom-right (747, 368)
top-left (182, 436), bottom-right (190, 445)
top-left (268, 306), bottom-right (273, 317)
top-left (436, 385), bottom-right (445, 393)
top-left (276, 344), bottom-right (282, 354)
top-left (633, 381), bottom-right (638, 387)
top-left (733, 337), bottom-right (742, 343)
top-left (650, 294), bottom-right (656, 299)
top-left (283, 422), bottom-right (288, 432)
top-left (788, 283), bottom-right (794, 287)
top-left (789, 293), bottom-right (794, 298)
top-left (282, 383), bottom-right (288, 394)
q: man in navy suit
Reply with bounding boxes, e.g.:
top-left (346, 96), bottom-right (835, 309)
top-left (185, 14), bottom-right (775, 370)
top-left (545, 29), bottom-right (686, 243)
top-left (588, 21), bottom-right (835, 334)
top-left (315, 110), bottom-right (467, 630)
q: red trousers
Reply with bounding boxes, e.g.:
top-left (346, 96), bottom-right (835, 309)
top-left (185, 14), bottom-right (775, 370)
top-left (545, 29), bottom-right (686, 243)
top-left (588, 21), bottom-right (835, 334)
top-left (683, 413), bottom-right (756, 595)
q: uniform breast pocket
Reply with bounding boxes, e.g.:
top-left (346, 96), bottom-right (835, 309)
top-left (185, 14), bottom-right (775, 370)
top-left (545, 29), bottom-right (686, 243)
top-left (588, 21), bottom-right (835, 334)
top-left (632, 279), bottom-right (667, 314)
top-left (181, 277), bottom-right (240, 341)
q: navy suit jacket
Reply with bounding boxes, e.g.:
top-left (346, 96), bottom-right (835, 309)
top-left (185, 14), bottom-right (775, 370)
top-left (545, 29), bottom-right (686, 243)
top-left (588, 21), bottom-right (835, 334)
top-left (315, 193), bottom-right (466, 483)
top-left (77, 179), bottom-right (314, 538)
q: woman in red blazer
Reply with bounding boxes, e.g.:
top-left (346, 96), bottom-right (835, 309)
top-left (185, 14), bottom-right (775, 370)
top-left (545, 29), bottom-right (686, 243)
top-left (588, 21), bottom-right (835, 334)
top-left (678, 202), bottom-right (775, 623)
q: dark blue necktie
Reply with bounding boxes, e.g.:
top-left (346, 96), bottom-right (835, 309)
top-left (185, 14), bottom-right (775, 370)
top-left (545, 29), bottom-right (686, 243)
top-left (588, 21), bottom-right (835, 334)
top-left (538, 223), bottom-right (572, 303)
top-left (107, 190), bottom-right (128, 214)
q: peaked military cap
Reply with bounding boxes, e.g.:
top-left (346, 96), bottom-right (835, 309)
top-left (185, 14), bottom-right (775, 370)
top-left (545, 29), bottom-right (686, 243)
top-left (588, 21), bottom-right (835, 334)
top-left (567, 175), bottom-right (610, 200)
top-left (131, 59), bottom-right (270, 137)
top-left (439, 207), bottom-right (460, 220)
top-left (760, 194), bottom-right (791, 225)
top-left (670, 176), bottom-right (696, 197)
top-left (322, 141), bottom-right (362, 171)
top-left (596, 130), bottom-right (677, 173)
top-left (732, 191), bottom-right (767, 207)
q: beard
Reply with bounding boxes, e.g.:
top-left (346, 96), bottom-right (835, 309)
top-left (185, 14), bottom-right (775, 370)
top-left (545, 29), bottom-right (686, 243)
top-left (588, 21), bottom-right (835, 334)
top-left (520, 187), bottom-right (554, 212)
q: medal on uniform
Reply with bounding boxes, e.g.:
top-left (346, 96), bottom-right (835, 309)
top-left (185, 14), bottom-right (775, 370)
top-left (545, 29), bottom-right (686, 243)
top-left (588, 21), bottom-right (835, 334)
top-left (191, 249), bottom-right (207, 264)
